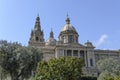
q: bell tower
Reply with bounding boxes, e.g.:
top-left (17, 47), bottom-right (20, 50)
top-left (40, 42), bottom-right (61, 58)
top-left (29, 15), bottom-right (45, 47)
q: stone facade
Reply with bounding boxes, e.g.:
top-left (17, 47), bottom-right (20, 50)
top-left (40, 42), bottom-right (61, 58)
top-left (28, 15), bottom-right (120, 77)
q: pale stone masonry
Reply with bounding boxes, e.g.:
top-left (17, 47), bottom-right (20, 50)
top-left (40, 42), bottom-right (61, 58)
top-left (28, 15), bottom-right (120, 77)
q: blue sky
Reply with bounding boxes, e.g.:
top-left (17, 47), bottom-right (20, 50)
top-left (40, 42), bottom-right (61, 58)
top-left (0, 0), bottom-right (120, 50)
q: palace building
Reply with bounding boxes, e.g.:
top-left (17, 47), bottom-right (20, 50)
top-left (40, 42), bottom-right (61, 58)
top-left (28, 15), bottom-right (120, 77)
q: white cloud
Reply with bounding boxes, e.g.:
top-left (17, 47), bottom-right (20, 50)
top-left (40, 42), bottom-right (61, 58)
top-left (95, 34), bottom-right (108, 47)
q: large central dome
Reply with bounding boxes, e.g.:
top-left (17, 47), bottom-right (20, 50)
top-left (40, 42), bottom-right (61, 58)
top-left (59, 16), bottom-right (79, 44)
top-left (61, 16), bottom-right (76, 32)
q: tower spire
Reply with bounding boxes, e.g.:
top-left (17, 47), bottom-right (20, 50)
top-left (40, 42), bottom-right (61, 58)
top-left (34, 14), bottom-right (41, 31)
top-left (50, 28), bottom-right (54, 38)
top-left (66, 14), bottom-right (70, 24)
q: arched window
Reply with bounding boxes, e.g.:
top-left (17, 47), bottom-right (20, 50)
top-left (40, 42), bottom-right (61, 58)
top-left (36, 37), bottom-right (39, 41)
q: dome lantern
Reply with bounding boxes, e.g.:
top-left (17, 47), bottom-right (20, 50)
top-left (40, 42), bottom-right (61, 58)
top-left (66, 14), bottom-right (70, 24)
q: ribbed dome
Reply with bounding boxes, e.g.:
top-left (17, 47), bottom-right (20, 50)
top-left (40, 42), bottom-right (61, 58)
top-left (61, 24), bottom-right (76, 32)
top-left (85, 40), bottom-right (94, 48)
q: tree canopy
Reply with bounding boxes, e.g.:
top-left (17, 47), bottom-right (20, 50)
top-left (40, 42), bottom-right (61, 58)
top-left (0, 40), bottom-right (43, 80)
top-left (97, 58), bottom-right (120, 80)
top-left (35, 57), bottom-right (84, 80)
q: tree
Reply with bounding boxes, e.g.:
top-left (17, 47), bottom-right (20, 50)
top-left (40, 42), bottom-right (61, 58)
top-left (97, 58), bottom-right (120, 80)
top-left (0, 66), bottom-right (5, 80)
top-left (35, 57), bottom-right (84, 80)
top-left (0, 40), bottom-right (43, 80)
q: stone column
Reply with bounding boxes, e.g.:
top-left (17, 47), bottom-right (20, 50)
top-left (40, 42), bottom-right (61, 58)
top-left (64, 49), bottom-right (67, 56)
top-left (55, 49), bottom-right (58, 58)
top-left (78, 50), bottom-right (80, 57)
top-left (72, 49), bottom-right (73, 56)
top-left (84, 50), bottom-right (87, 67)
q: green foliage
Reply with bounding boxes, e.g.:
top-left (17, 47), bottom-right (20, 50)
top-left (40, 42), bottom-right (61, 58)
top-left (97, 58), bottom-right (120, 80)
top-left (0, 40), bottom-right (43, 80)
top-left (35, 57), bottom-right (84, 80)
top-left (114, 75), bottom-right (120, 80)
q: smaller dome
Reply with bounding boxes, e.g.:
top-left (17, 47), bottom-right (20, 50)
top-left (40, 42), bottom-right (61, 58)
top-left (85, 40), bottom-right (94, 48)
top-left (46, 29), bottom-right (56, 46)
top-left (45, 38), bottom-right (56, 46)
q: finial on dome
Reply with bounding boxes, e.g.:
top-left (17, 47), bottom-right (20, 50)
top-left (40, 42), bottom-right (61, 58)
top-left (66, 14), bottom-right (70, 24)
top-left (37, 13), bottom-right (39, 17)
top-left (67, 13), bottom-right (69, 18)
top-left (36, 14), bottom-right (40, 21)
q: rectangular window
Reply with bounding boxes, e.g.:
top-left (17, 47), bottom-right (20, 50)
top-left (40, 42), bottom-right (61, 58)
top-left (68, 35), bottom-right (74, 43)
top-left (59, 49), bottom-right (63, 57)
top-left (80, 51), bottom-right (84, 59)
top-left (63, 36), bottom-right (67, 43)
top-left (67, 50), bottom-right (72, 56)
top-left (80, 51), bottom-right (85, 64)
top-left (73, 50), bottom-right (78, 56)
top-left (90, 59), bottom-right (93, 66)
